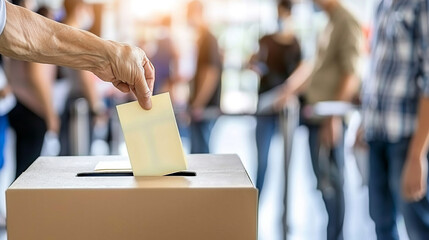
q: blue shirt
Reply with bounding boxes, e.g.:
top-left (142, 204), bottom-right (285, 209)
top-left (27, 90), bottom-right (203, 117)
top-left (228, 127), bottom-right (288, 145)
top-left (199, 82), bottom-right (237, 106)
top-left (362, 0), bottom-right (429, 142)
top-left (0, 0), bottom-right (5, 35)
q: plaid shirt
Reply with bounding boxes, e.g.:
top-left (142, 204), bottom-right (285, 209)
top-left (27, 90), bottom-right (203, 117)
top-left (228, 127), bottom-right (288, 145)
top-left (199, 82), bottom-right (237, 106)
top-left (362, 0), bottom-right (429, 142)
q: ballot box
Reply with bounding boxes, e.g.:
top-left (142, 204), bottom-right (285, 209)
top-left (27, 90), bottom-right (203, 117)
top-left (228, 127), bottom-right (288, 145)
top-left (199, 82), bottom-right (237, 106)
top-left (6, 154), bottom-right (257, 240)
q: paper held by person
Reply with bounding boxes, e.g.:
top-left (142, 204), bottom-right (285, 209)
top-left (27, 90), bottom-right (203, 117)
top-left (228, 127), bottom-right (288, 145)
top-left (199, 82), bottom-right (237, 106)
top-left (116, 93), bottom-right (187, 176)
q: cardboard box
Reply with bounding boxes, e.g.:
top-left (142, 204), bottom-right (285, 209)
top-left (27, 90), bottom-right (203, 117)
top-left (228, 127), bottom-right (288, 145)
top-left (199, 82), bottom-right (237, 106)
top-left (6, 154), bottom-right (257, 240)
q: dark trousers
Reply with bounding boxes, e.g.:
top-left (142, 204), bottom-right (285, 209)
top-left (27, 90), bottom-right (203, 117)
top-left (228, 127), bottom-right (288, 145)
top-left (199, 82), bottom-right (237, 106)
top-left (306, 123), bottom-right (345, 240)
top-left (255, 114), bottom-right (278, 197)
top-left (369, 138), bottom-right (429, 240)
top-left (8, 101), bottom-right (46, 179)
top-left (190, 119), bottom-right (216, 154)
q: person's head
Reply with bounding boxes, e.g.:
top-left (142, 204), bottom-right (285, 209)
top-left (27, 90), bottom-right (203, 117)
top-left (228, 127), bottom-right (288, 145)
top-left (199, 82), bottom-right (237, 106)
top-left (277, 0), bottom-right (292, 20)
top-left (277, 0), bottom-right (294, 32)
top-left (186, 0), bottom-right (204, 29)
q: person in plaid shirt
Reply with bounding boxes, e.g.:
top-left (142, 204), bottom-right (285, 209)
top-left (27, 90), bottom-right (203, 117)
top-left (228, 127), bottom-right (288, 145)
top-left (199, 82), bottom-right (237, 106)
top-left (362, 0), bottom-right (429, 239)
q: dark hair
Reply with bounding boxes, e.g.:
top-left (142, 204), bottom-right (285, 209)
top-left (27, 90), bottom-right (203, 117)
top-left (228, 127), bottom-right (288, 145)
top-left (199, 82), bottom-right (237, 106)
top-left (278, 0), bottom-right (292, 11)
top-left (11, 0), bottom-right (23, 5)
top-left (37, 6), bottom-right (50, 18)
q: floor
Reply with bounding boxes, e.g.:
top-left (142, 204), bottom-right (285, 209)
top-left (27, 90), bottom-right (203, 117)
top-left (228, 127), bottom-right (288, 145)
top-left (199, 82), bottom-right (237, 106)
top-left (210, 116), bottom-right (378, 240)
top-left (0, 115), bottom-right (409, 239)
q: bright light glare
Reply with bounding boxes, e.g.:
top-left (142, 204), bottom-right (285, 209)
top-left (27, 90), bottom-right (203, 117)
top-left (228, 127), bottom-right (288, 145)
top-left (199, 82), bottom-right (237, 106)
top-left (130, 0), bottom-right (184, 19)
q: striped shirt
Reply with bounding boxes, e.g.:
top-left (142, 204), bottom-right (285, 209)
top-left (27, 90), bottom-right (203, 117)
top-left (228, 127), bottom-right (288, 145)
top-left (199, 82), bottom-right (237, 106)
top-left (362, 0), bottom-right (429, 142)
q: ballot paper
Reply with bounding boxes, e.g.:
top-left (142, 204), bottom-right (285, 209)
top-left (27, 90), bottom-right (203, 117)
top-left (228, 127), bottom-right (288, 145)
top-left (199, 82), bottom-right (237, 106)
top-left (116, 93), bottom-right (187, 176)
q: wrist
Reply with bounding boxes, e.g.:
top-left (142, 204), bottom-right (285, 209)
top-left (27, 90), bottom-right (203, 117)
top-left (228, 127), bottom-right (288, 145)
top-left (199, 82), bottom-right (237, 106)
top-left (87, 39), bottom-right (115, 75)
top-left (47, 118), bottom-right (59, 133)
top-left (408, 140), bottom-right (427, 161)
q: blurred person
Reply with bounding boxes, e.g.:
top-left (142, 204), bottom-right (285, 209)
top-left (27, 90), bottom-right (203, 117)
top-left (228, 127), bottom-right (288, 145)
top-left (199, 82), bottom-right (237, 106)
top-left (249, 1), bottom-right (302, 239)
top-left (186, 0), bottom-right (222, 154)
top-left (4, 1), bottom-right (60, 179)
top-left (140, 15), bottom-right (189, 144)
top-left (0, 0), bottom-right (155, 110)
top-left (59, 0), bottom-right (106, 156)
top-left (275, 0), bottom-right (361, 239)
top-left (362, 0), bottom-right (429, 239)
top-left (146, 15), bottom-right (180, 95)
top-left (249, 0), bottom-right (301, 197)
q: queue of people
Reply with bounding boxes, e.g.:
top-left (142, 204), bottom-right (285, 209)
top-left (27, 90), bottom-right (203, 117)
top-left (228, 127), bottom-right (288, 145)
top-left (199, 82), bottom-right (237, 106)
top-left (266, 0), bottom-right (428, 239)
top-left (0, 0), bottom-right (428, 239)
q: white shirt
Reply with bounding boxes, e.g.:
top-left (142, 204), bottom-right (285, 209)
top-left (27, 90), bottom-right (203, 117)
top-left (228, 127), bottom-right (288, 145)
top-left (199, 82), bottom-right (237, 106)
top-left (0, 0), bottom-right (5, 35)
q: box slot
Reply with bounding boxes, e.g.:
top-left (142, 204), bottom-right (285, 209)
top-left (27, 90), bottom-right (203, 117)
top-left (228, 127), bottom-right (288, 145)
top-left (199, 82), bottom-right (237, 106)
top-left (76, 171), bottom-right (196, 177)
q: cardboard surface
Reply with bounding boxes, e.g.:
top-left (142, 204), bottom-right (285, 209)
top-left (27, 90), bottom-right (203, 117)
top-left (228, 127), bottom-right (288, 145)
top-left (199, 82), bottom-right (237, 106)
top-left (7, 154), bottom-right (257, 240)
top-left (116, 93), bottom-right (187, 176)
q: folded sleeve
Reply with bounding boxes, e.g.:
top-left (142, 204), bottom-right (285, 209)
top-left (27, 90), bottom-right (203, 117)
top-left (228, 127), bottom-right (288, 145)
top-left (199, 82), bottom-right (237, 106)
top-left (0, 0), bottom-right (6, 35)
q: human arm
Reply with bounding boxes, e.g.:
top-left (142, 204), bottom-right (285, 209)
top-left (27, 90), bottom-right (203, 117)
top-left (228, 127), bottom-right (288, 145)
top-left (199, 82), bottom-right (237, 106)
top-left (79, 3), bottom-right (105, 117)
top-left (401, 1), bottom-right (429, 202)
top-left (27, 62), bottom-right (59, 133)
top-left (88, 3), bottom-right (103, 37)
top-left (79, 70), bottom-right (105, 115)
top-left (321, 19), bottom-right (362, 148)
top-left (0, 1), bottom-right (154, 109)
top-left (402, 97), bottom-right (429, 202)
top-left (190, 65), bottom-right (220, 116)
top-left (274, 61), bottom-right (312, 110)
top-left (190, 33), bottom-right (221, 118)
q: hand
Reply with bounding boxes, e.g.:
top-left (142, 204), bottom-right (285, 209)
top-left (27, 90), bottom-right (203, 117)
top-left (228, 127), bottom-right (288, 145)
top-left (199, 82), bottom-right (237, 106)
top-left (402, 150), bottom-right (428, 202)
top-left (94, 42), bottom-right (155, 110)
top-left (273, 85), bottom-right (293, 111)
top-left (320, 116), bottom-right (342, 149)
